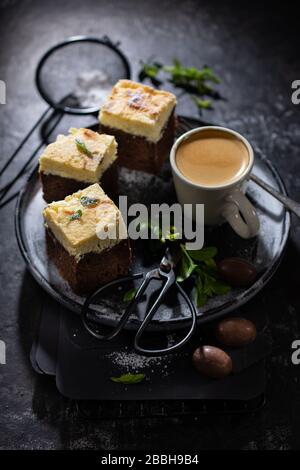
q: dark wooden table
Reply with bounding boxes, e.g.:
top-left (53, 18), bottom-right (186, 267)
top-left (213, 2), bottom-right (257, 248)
top-left (0, 0), bottom-right (300, 450)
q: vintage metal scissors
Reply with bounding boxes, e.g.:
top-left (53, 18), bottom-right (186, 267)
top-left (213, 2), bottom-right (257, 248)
top-left (81, 246), bottom-right (197, 355)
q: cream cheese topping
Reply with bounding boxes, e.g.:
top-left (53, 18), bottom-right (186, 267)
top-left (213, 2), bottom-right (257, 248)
top-left (99, 80), bottom-right (176, 143)
top-left (39, 128), bottom-right (117, 182)
top-left (43, 183), bottom-right (127, 260)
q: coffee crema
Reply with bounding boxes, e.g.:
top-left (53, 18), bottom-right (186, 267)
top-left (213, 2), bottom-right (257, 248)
top-left (175, 129), bottom-right (249, 187)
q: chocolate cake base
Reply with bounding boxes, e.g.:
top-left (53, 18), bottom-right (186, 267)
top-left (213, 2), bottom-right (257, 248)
top-left (46, 229), bottom-right (131, 295)
top-left (100, 112), bottom-right (177, 174)
top-left (40, 161), bottom-right (118, 203)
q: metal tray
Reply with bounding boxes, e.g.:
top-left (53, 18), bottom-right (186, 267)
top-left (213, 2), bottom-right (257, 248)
top-left (15, 116), bottom-right (290, 331)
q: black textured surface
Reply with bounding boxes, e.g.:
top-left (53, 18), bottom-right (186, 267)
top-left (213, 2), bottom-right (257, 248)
top-left (0, 0), bottom-right (300, 450)
top-left (54, 305), bottom-right (267, 401)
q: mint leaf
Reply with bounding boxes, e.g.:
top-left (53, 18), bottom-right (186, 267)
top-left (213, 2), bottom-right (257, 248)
top-left (188, 247), bottom-right (217, 262)
top-left (177, 245), bottom-right (231, 307)
top-left (209, 279), bottom-right (231, 296)
top-left (203, 258), bottom-right (218, 275)
top-left (193, 97), bottom-right (212, 110)
top-left (111, 373), bottom-right (146, 384)
top-left (195, 274), bottom-right (207, 307)
top-left (164, 60), bottom-right (220, 94)
top-left (123, 288), bottom-right (137, 302)
top-left (176, 244), bottom-right (197, 282)
top-left (138, 60), bottom-right (163, 87)
top-left (75, 138), bottom-right (93, 158)
top-left (80, 196), bottom-right (99, 207)
top-left (194, 268), bottom-right (231, 308)
top-left (69, 209), bottom-right (82, 221)
top-left (195, 289), bottom-right (208, 307)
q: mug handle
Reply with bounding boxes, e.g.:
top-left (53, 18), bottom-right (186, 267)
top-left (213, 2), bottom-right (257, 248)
top-left (221, 188), bottom-right (260, 239)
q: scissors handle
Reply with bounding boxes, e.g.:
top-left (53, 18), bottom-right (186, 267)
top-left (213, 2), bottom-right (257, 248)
top-left (134, 280), bottom-right (197, 356)
top-left (81, 273), bottom-right (143, 340)
top-left (81, 270), bottom-right (198, 356)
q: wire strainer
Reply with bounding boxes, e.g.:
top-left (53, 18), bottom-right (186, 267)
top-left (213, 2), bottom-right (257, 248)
top-left (36, 35), bottom-right (130, 114)
top-left (0, 35), bottom-right (131, 207)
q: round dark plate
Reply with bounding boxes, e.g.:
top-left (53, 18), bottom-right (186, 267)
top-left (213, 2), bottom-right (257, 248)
top-left (15, 117), bottom-right (290, 331)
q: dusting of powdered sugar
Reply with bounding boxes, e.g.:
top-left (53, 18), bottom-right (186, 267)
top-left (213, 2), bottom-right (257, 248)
top-left (107, 351), bottom-right (164, 371)
top-left (106, 336), bottom-right (179, 376)
top-left (74, 70), bottom-right (112, 108)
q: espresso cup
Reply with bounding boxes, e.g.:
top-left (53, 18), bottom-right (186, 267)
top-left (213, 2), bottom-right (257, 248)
top-left (170, 126), bottom-right (259, 239)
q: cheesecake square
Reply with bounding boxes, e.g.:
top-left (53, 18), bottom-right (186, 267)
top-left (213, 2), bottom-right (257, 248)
top-left (99, 80), bottom-right (177, 174)
top-left (43, 183), bottom-right (131, 295)
top-left (39, 128), bottom-right (118, 202)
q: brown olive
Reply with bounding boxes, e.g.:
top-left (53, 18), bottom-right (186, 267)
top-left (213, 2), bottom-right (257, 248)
top-left (192, 345), bottom-right (232, 379)
top-left (215, 317), bottom-right (257, 348)
top-left (218, 257), bottom-right (257, 287)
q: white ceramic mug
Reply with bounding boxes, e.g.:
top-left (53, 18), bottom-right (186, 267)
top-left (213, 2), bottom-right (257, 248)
top-left (170, 126), bottom-right (260, 239)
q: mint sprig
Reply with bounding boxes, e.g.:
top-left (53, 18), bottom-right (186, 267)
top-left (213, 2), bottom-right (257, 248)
top-left (75, 138), bottom-right (93, 158)
top-left (138, 58), bottom-right (221, 112)
top-left (80, 196), bottom-right (99, 207)
top-left (138, 61), bottom-right (163, 87)
top-left (177, 245), bottom-right (231, 307)
top-left (69, 209), bottom-right (82, 221)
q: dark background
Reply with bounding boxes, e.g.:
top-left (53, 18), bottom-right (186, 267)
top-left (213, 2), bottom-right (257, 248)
top-left (0, 0), bottom-right (300, 450)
